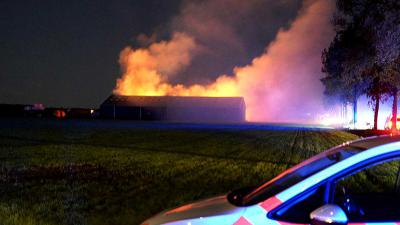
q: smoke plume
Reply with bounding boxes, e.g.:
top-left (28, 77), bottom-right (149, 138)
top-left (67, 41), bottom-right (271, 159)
top-left (114, 0), bottom-right (335, 122)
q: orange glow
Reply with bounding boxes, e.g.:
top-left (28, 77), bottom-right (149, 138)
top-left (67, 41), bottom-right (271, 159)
top-left (114, 0), bottom-right (334, 122)
top-left (116, 71), bottom-right (240, 97)
top-left (387, 119), bottom-right (400, 130)
top-left (54, 110), bottom-right (66, 118)
top-left (114, 32), bottom-right (240, 98)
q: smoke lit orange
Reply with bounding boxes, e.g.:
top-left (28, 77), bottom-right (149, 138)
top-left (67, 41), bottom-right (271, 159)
top-left (115, 33), bottom-right (240, 98)
top-left (114, 0), bottom-right (334, 122)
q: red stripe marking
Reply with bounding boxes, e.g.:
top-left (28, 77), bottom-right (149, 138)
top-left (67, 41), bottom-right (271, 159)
top-left (348, 223), bottom-right (367, 225)
top-left (233, 216), bottom-right (252, 225)
top-left (259, 196), bottom-right (282, 211)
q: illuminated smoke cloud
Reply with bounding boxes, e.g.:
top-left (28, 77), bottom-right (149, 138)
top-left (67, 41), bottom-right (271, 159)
top-left (114, 0), bottom-right (335, 123)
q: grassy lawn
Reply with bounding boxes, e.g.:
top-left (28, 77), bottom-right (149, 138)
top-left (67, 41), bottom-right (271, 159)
top-left (0, 119), bottom-right (359, 225)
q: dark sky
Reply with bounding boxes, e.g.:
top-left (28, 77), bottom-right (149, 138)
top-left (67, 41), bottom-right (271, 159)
top-left (0, 0), bottom-right (302, 108)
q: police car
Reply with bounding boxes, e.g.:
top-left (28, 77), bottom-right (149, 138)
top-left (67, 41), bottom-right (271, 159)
top-left (142, 135), bottom-right (400, 225)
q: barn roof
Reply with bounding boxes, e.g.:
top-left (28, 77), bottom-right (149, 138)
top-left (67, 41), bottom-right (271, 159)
top-left (101, 95), bottom-right (245, 108)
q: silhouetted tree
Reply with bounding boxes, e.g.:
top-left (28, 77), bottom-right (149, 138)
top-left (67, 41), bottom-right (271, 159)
top-left (321, 7), bottom-right (375, 128)
top-left (373, 1), bottom-right (400, 131)
top-left (322, 0), bottom-right (400, 130)
top-left (364, 65), bottom-right (391, 130)
top-left (382, 58), bottom-right (400, 131)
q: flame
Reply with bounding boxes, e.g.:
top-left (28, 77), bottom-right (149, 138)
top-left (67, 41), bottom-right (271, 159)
top-left (114, 0), bottom-right (334, 122)
top-left (115, 32), bottom-right (240, 97)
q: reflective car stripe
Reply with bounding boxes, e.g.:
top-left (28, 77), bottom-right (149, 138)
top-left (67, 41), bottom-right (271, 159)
top-left (250, 143), bottom-right (400, 225)
top-left (277, 142), bottom-right (400, 202)
top-left (259, 196), bottom-right (282, 212)
top-left (164, 141), bottom-right (400, 225)
top-left (241, 204), bottom-right (270, 225)
top-left (233, 217), bottom-right (253, 225)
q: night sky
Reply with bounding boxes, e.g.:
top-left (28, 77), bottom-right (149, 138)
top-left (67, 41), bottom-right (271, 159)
top-left (1, 0), bottom-right (302, 108)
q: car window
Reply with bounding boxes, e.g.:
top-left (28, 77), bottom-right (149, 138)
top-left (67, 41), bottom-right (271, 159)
top-left (242, 145), bottom-right (362, 205)
top-left (333, 158), bottom-right (400, 222)
top-left (272, 185), bottom-right (326, 223)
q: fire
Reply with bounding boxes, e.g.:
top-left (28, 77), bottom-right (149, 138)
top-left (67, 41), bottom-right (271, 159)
top-left (114, 0), bottom-right (334, 122)
top-left (115, 33), bottom-right (240, 97)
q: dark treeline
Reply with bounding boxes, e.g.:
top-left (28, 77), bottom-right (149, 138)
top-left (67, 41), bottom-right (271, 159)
top-left (322, 0), bottom-right (400, 130)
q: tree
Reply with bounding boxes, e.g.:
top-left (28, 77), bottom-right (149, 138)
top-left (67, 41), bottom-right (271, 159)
top-left (381, 58), bottom-right (400, 131)
top-left (322, 0), bottom-right (400, 130)
top-left (364, 65), bottom-right (391, 130)
top-left (373, 1), bottom-right (400, 131)
top-left (321, 37), bottom-right (362, 127)
top-left (321, 12), bottom-right (375, 128)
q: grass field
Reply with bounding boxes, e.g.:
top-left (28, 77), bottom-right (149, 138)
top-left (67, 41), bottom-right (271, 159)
top-left (0, 119), bottom-right (359, 225)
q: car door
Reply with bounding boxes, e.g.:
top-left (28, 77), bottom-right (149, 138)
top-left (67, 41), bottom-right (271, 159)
top-left (262, 184), bottom-right (329, 225)
top-left (257, 156), bottom-right (400, 225)
top-left (332, 157), bottom-right (400, 225)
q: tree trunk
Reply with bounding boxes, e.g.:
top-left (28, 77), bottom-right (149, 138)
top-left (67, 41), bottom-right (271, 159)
top-left (374, 94), bottom-right (380, 130)
top-left (392, 88), bottom-right (398, 132)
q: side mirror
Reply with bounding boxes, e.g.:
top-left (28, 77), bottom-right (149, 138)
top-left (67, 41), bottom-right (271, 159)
top-left (310, 204), bottom-right (348, 225)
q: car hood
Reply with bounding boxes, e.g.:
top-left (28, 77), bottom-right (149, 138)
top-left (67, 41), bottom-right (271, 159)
top-left (142, 195), bottom-right (245, 225)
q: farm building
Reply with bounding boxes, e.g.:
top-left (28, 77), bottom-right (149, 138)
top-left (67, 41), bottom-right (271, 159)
top-left (99, 95), bottom-right (246, 123)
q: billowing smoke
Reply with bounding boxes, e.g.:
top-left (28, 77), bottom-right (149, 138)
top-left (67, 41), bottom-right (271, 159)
top-left (114, 0), bottom-right (335, 122)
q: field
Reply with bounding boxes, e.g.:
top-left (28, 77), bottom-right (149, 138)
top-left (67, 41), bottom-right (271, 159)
top-left (0, 118), bottom-right (359, 225)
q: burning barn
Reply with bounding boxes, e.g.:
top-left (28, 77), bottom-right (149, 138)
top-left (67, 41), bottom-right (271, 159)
top-left (99, 95), bottom-right (245, 123)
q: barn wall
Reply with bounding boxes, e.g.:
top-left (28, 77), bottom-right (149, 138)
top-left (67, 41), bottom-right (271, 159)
top-left (99, 95), bottom-right (246, 123)
top-left (99, 106), bottom-right (140, 119)
top-left (166, 107), bottom-right (244, 122)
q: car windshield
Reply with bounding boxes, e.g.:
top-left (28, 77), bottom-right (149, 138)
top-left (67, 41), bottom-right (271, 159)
top-left (234, 145), bottom-right (364, 206)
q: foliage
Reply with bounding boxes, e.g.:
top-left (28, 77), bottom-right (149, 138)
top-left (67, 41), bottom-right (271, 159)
top-left (321, 24), bottom-right (373, 105)
top-left (322, 0), bottom-right (400, 130)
